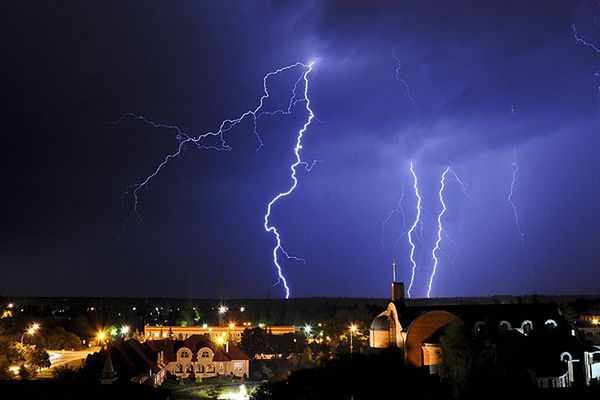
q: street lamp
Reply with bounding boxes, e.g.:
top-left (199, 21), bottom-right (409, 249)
top-left (303, 324), bottom-right (312, 338)
top-left (20, 323), bottom-right (40, 344)
top-left (120, 325), bottom-right (130, 336)
top-left (349, 324), bottom-right (358, 355)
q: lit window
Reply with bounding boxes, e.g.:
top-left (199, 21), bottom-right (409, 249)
top-left (201, 351), bottom-right (210, 358)
top-left (234, 362), bottom-right (243, 371)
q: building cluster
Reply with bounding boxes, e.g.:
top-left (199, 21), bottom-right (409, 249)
top-left (369, 281), bottom-right (600, 389)
top-left (84, 334), bottom-right (250, 386)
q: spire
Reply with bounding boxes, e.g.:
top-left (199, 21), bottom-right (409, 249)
top-left (392, 259), bottom-right (397, 282)
top-left (100, 352), bottom-right (117, 385)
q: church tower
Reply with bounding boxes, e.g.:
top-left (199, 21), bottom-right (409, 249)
top-left (391, 259), bottom-right (405, 302)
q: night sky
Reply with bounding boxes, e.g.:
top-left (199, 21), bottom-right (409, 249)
top-left (3, 1), bottom-right (600, 298)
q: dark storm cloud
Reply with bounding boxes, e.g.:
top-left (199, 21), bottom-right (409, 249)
top-left (2, 1), bottom-right (600, 298)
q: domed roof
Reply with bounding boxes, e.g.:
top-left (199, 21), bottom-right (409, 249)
top-left (370, 314), bottom-right (390, 330)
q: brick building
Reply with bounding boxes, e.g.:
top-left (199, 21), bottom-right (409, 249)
top-left (369, 279), bottom-right (600, 388)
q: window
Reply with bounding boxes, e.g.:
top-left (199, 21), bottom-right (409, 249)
top-left (219, 363), bottom-right (224, 371)
top-left (498, 321), bottom-right (511, 331)
top-left (180, 351), bottom-right (190, 358)
top-left (545, 319), bottom-right (557, 330)
top-left (474, 321), bottom-right (486, 334)
top-left (234, 362), bottom-right (243, 371)
top-left (201, 351), bottom-right (210, 358)
top-left (560, 352), bottom-right (572, 362)
top-left (521, 320), bottom-right (533, 335)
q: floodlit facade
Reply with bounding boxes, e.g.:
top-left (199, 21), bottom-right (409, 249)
top-left (147, 335), bottom-right (250, 379)
top-left (144, 324), bottom-right (294, 343)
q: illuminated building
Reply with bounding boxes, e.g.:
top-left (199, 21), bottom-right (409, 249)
top-left (144, 324), bottom-right (295, 342)
top-left (147, 335), bottom-right (249, 379)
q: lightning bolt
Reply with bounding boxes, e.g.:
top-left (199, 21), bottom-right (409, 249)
top-left (573, 24), bottom-right (600, 53)
top-left (107, 62), bottom-right (310, 237)
top-left (406, 161), bottom-right (422, 298)
top-left (263, 62), bottom-right (316, 299)
top-left (427, 167), bottom-right (450, 298)
top-left (392, 55), bottom-right (417, 107)
top-left (572, 24), bottom-right (600, 93)
top-left (109, 62), bottom-right (316, 298)
top-left (508, 150), bottom-right (537, 289)
top-left (381, 176), bottom-right (407, 248)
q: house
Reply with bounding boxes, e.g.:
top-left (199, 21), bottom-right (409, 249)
top-left (147, 335), bottom-right (250, 379)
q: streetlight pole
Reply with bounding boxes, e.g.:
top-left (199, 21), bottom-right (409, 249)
top-left (349, 324), bottom-right (357, 355)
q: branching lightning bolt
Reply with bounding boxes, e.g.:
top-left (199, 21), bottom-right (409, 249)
top-left (406, 161), bottom-right (422, 298)
top-left (381, 176), bottom-right (407, 248)
top-left (107, 62), bottom-right (310, 238)
top-left (508, 150), bottom-right (537, 289)
top-left (573, 24), bottom-right (600, 53)
top-left (427, 167), bottom-right (450, 298)
top-left (392, 55), bottom-right (417, 107)
top-left (109, 62), bottom-right (317, 298)
top-left (263, 62), bottom-right (316, 299)
top-left (572, 24), bottom-right (600, 93)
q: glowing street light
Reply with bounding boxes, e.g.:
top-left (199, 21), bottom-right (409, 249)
top-left (303, 324), bottom-right (312, 336)
top-left (349, 324), bottom-right (358, 355)
top-left (97, 331), bottom-right (106, 341)
top-left (120, 326), bottom-right (130, 335)
top-left (218, 306), bottom-right (228, 315)
top-left (592, 318), bottom-right (599, 325)
top-left (228, 322), bottom-right (235, 329)
top-left (21, 323), bottom-right (40, 344)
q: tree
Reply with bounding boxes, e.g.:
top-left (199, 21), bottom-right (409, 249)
top-left (39, 327), bottom-right (81, 350)
top-left (0, 354), bottom-right (11, 380)
top-left (52, 365), bottom-right (81, 380)
top-left (241, 328), bottom-right (270, 358)
top-left (28, 348), bottom-right (51, 370)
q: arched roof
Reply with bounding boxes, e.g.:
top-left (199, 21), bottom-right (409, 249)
top-left (405, 310), bottom-right (457, 367)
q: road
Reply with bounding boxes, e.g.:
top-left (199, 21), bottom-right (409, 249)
top-left (47, 347), bottom-right (100, 368)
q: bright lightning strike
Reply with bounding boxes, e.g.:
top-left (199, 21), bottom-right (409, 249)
top-left (406, 161), bottom-right (422, 298)
top-left (263, 62), bottom-right (316, 299)
top-left (427, 167), bottom-right (450, 298)
top-left (108, 62), bottom-right (310, 237)
top-left (508, 150), bottom-right (537, 289)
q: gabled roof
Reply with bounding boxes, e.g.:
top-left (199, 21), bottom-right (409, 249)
top-left (147, 335), bottom-right (250, 363)
top-left (83, 339), bottom-right (161, 382)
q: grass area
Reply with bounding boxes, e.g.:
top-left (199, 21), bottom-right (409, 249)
top-left (163, 376), bottom-right (260, 399)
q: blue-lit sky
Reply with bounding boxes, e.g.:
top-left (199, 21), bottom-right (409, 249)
top-left (3, 1), bottom-right (600, 298)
